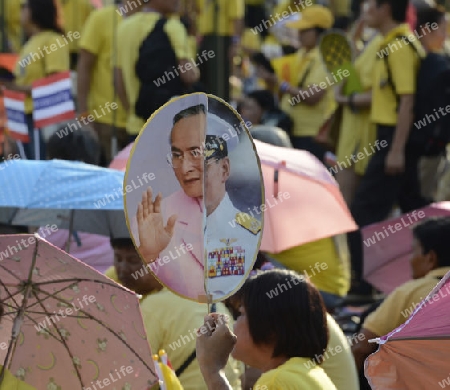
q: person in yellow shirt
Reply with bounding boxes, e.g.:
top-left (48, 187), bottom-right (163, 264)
top-left (58, 0), bottom-right (93, 69)
top-left (333, 2), bottom-right (382, 205)
top-left (259, 5), bottom-right (336, 164)
top-left (0, 0), bottom-right (23, 53)
top-left (347, 0), bottom-right (432, 298)
top-left (196, 269), bottom-right (337, 390)
top-left (115, 0), bottom-right (198, 138)
top-left (223, 270), bottom-right (359, 390)
top-left (107, 238), bottom-right (242, 390)
top-left (1, 0), bottom-right (70, 160)
top-left (352, 217), bottom-right (450, 371)
top-left (77, 1), bottom-right (138, 165)
top-left (197, 0), bottom-right (245, 101)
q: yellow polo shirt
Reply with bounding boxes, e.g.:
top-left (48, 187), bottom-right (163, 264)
top-left (140, 289), bottom-right (241, 390)
top-left (59, 0), bottom-right (94, 53)
top-left (14, 31), bottom-right (70, 113)
top-left (277, 47), bottom-right (336, 137)
top-left (371, 24), bottom-right (425, 126)
top-left (255, 357), bottom-right (337, 389)
top-left (363, 267), bottom-right (450, 337)
top-left (79, 5), bottom-right (127, 128)
top-left (0, 366), bottom-right (36, 389)
top-left (336, 35), bottom-right (381, 175)
top-left (269, 236), bottom-right (351, 297)
top-left (116, 12), bottom-right (189, 135)
top-left (197, 0), bottom-right (245, 36)
top-left (0, 0), bottom-right (22, 53)
top-left (322, 314), bottom-right (359, 390)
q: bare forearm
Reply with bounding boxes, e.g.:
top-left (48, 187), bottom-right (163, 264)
top-left (76, 52), bottom-right (95, 113)
top-left (391, 96), bottom-right (414, 152)
top-left (288, 86), bottom-right (326, 105)
top-left (114, 68), bottom-right (129, 112)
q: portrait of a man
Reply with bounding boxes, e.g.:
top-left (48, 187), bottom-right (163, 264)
top-left (128, 98), bottom-right (262, 301)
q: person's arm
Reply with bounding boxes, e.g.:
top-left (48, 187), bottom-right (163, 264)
top-left (178, 58), bottom-right (200, 85)
top-left (385, 94), bottom-right (414, 175)
top-left (113, 67), bottom-right (129, 112)
top-left (0, 81), bottom-right (31, 93)
top-left (285, 84), bottom-right (327, 106)
top-left (196, 313), bottom-right (236, 390)
top-left (76, 49), bottom-right (96, 114)
top-left (351, 328), bottom-right (379, 371)
top-left (335, 84), bottom-right (372, 109)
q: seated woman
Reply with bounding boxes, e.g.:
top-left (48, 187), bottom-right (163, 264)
top-left (196, 269), bottom-right (337, 390)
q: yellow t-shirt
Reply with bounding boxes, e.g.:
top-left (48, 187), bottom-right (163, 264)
top-left (116, 12), bottom-right (190, 135)
top-left (269, 236), bottom-right (351, 297)
top-left (321, 314), bottom-right (359, 390)
top-left (0, 0), bottom-right (22, 53)
top-left (14, 31), bottom-right (70, 113)
top-left (245, 0), bottom-right (264, 5)
top-left (140, 288), bottom-right (241, 390)
top-left (0, 366), bottom-right (37, 390)
top-left (363, 267), bottom-right (450, 337)
top-left (255, 357), bottom-right (337, 390)
top-left (197, 0), bottom-right (245, 36)
top-left (278, 47), bottom-right (336, 137)
top-left (59, 0), bottom-right (94, 53)
top-left (79, 5), bottom-right (127, 128)
top-left (336, 35), bottom-right (382, 174)
top-left (371, 24), bottom-right (425, 126)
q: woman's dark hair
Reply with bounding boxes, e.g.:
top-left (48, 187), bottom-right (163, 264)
top-left (241, 269), bottom-right (328, 361)
top-left (28, 0), bottom-right (64, 35)
top-left (412, 217), bottom-right (450, 267)
top-left (47, 124), bottom-right (101, 165)
top-left (415, 5), bottom-right (446, 31)
top-left (110, 237), bottom-right (135, 249)
top-left (375, 0), bottom-right (409, 23)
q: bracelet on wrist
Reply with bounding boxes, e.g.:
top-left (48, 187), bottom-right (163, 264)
top-left (279, 81), bottom-right (290, 93)
top-left (232, 36), bottom-right (240, 45)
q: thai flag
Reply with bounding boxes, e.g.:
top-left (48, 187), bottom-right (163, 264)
top-left (3, 90), bottom-right (28, 142)
top-left (32, 71), bottom-right (75, 128)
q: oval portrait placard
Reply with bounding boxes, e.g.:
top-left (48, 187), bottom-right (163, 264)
top-left (124, 93), bottom-right (264, 302)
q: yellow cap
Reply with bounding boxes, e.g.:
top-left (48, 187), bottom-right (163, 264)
top-left (286, 5), bottom-right (334, 31)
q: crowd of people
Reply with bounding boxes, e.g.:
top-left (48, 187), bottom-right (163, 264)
top-left (1, 0), bottom-right (450, 389)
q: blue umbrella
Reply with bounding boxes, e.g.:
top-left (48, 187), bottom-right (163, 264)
top-left (0, 159), bottom-right (130, 243)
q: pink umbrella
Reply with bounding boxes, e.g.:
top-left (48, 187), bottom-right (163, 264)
top-left (254, 140), bottom-right (357, 253)
top-left (365, 270), bottom-right (450, 389)
top-left (109, 142), bottom-right (134, 171)
top-left (109, 141), bottom-right (357, 253)
top-left (363, 202), bottom-right (450, 294)
top-left (0, 234), bottom-right (157, 389)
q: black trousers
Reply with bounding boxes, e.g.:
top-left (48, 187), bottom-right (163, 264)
top-left (198, 35), bottom-right (231, 102)
top-left (347, 125), bottom-right (431, 292)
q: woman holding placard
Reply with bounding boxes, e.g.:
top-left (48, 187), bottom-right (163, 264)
top-left (196, 269), bottom-right (337, 390)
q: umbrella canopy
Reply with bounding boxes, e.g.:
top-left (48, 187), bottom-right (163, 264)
top-left (0, 234), bottom-right (157, 389)
top-left (0, 159), bottom-right (129, 238)
top-left (109, 142), bottom-right (133, 172)
top-left (365, 270), bottom-right (450, 389)
top-left (254, 140), bottom-right (357, 253)
top-left (363, 202), bottom-right (450, 294)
